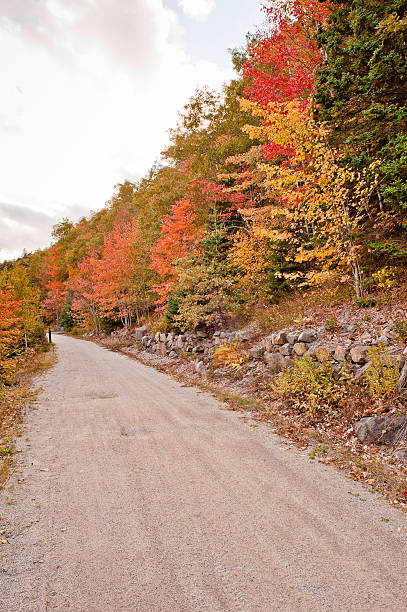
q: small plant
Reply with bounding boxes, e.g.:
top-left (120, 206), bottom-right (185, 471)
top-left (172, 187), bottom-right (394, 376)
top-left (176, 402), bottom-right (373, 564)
top-left (372, 266), bottom-right (401, 288)
top-left (325, 316), bottom-right (338, 332)
top-left (354, 297), bottom-right (377, 308)
top-left (0, 447), bottom-right (13, 457)
top-left (364, 344), bottom-right (400, 399)
top-left (211, 339), bottom-right (248, 370)
top-left (395, 319), bottom-right (407, 343)
top-left (273, 353), bottom-right (346, 416)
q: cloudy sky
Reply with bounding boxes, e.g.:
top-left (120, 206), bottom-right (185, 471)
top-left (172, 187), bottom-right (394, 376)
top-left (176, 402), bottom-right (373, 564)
top-left (0, 0), bottom-right (264, 261)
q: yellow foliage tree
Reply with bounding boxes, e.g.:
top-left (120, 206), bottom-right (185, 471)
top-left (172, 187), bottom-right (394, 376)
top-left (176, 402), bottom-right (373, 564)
top-left (231, 99), bottom-right (377, 297)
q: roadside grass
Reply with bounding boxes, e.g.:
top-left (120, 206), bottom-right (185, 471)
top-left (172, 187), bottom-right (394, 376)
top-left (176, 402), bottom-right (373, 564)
top-left (0, 348), bottom-right (56, 489)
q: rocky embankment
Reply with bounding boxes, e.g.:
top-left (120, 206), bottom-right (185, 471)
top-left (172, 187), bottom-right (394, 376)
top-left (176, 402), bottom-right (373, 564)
top-left (100, 308), bottom-right (407, 461)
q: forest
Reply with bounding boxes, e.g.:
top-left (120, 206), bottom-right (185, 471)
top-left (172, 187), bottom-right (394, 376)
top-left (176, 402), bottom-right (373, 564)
top-left (1, 0), bottom-right (407, 379)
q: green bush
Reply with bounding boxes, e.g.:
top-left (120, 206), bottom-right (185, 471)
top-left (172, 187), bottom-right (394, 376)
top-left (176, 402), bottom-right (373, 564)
top-left (364, 344), bottom-right (400, 399)
top-left (395, 320), bottom-right (407, 343)
top-left (273, 354), bottom-right (346, 416)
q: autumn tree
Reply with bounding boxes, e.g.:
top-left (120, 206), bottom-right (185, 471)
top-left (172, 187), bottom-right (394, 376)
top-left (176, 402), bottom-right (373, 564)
top-left (0, 290), bottom-right (22, 383)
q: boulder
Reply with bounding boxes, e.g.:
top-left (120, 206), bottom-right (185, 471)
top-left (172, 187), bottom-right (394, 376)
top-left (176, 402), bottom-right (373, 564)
top-left (293, 342), bottom-right (307, 357)
top-left (333, 346), bottom-right (347, 362)
top-left (298, 329), bottom-right (317, 343)
top-left (264, 335), bottom-right (274, 352)
top-left (248, 346), bottom-right (265, 360)
top-left (286, 332), bottom-right (299, 345)
top-left (263, 352), bottom-right (286, 373)
top-left (195, 360), bottom-right (206, 376)
top-left (398, 362), bottom-right (407, 391)
top-left (349, 344), bottom-right (369, 364)
top-left (354, 362), bottom-right (371, 381)
top-left (354, 416), bottom-right (407, 446)
top-left (394, 443), bottom-right (407, 461)
top-left (157, 342), bottom-right (167, 357)
top-left (278, 343), bottom-right (292, 356)
top-left (133, 326), bottom-right (148, 340)
top-left (273, 331), bottom-right (287, 346)
top-left (141, 335), bottom-right (151, 348)
top-left (176, 336), bottom-right (184, 350)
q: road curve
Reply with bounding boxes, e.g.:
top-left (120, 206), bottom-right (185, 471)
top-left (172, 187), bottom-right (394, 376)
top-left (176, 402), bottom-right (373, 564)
top-left (1, 334), bottom-right (407, 611)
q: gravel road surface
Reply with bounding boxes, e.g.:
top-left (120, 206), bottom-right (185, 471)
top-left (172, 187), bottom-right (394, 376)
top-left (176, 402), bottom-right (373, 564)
top-left (1, 334), bottom-right (407, 611)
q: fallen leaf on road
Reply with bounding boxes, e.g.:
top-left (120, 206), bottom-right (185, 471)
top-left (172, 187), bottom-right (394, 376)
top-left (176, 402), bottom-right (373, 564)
top-left (398, 527), bottom-right (405, 533)
top-left (39, 469), bottom-right (49, 472)
top-left (0, 540), bottom-right (8, 545)
top-left (60, 528), bottom-right (66, 532)
top-left (0, 529), bottom-right (6, 535)
top-left (33, 559), bottom-right (44, 564)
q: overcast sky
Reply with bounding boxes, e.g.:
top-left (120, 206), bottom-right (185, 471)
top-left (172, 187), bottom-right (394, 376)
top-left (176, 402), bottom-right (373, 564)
top-left (0, 0), bottom-right (264, 261)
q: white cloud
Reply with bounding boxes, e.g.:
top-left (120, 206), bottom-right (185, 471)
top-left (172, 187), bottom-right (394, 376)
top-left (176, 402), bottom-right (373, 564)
top-left (0, 0), bottom-right (232, 260)
top-left (178, 0), bottom-right (216, 22)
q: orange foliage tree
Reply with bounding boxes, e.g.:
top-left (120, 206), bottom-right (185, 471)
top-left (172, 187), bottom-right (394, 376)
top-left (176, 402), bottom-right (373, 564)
top-left (150, 199), bottom-right (202, 308)
top-left (0, 290), bottom-right (22, 383)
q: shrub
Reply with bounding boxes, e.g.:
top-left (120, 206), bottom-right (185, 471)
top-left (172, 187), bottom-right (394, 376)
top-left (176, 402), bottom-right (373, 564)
top-left (273, 354), bottom-right (346, 416)
top-left (325, 316), bottom-right (338, 332)
top-left (395, 319), bottom-right (407, 343)
top-left (364, 344), bottom-right (400, 399)
top-left (211, 340), bottom-right (248, 370)
top-left (354, 297), bottom-right (377, 308)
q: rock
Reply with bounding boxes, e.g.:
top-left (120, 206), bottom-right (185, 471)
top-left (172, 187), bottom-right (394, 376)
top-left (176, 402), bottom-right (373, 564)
top-left (156, 342), bottom-right (166, 357)
top-left (403, 346), bottom-right (407, 356)
top-left (376, 335), bottom-right (389, 345)
top-left (349, 344), bottom-right (368, 364)
top-left (236, 330), bottom-right (253, 342)
top-left (278, 343), bottom-right (292, 356)
top-left (168, 351), bottom-right (177, 358)
top-left (248, 346), bottom-right (265, 360)
top-left (354, 362), bottom-right (371, 381)
top-left (333, 346), bottom-right (347, 362)
top-left (263, 352), bottom-right (286, 373)
top-left (394, 443), bottom-right (407, 461)
top-left (397, 355), bottom-right (406, 370)
top-left (141, 335), bottom-right (151, 348)
top-left (196, 331), bottom-right (207, 339)
top-left (264, 335), bottom-right (274, 352)
top-left (133, 326), bottom-right (148, 340)
top-left (176, 336), bottom-right (184, 350)
top-left (159, 332), bottom-right (167, 343)
top-left (284, 357), bottom-right (294, 369)
top-left (398, 362), bottom-right (407, 391)
top-left (360, 332), bottom-right (373, 344)
top-left (272, 331), bottom-right (287, 345)
top-left (354, 416), bottom-right (407, 446)
top-left (298, 329), bottom-right (317, 343)
top-left (286, 332), bottom-right (299, 345)
top-left (195, 360), bottom-right (206, 376)
top-left (307, 343), bottom-right (319, 358)
top-left (293, 342), bottom-right (307, 357)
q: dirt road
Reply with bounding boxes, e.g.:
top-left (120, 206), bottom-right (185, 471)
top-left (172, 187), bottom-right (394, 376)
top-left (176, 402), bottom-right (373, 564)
top-left (1, 334), bottom-right (407, 611)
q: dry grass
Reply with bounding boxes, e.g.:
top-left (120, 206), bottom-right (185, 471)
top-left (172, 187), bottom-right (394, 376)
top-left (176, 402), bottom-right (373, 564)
top-left (251, 283), bottom-right (353, 333)
top-left (0, 348), bottom-right (56, 488)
